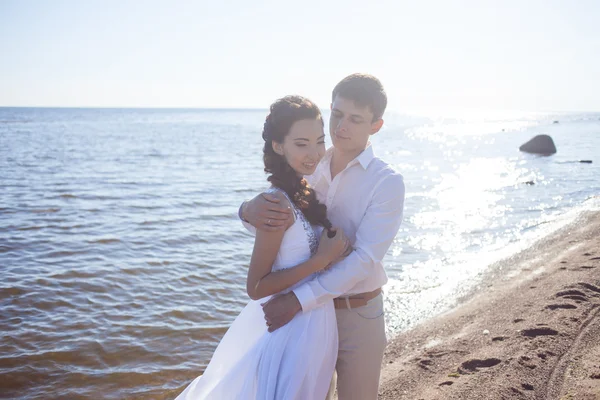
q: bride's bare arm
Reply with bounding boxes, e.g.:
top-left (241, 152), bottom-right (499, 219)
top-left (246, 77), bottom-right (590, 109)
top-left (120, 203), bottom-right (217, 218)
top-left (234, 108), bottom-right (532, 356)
top-left (246, 219), bottom-right (350, 301)
top-left (246, 229), bottom-right (332, 300)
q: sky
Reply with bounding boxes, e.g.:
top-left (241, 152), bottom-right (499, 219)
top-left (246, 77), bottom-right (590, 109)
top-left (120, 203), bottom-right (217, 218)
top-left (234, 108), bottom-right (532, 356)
top-left (1, 0), bottom-right (599, 112)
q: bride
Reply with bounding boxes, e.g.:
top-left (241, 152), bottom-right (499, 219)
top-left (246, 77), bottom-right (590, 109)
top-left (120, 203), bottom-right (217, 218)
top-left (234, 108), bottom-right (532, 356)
top-left (176, 95), bottom-right (351, 399)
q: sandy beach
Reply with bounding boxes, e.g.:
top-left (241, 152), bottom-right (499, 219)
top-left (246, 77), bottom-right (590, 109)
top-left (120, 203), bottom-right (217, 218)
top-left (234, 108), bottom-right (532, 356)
top-left (378, 211), bottom-right (600, 400)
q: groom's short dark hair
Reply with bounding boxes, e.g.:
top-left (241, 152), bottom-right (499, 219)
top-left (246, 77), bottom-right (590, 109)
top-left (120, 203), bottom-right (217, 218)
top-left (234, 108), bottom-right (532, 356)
top-left (332, 73), bottom-right (387, 121)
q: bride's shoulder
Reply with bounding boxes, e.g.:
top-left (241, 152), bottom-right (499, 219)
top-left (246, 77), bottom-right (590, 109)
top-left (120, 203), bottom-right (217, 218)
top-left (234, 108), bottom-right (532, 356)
top-left (263, 187), bottom-right (297, 226)
top-left (264, 187), bottom-right (292, 207)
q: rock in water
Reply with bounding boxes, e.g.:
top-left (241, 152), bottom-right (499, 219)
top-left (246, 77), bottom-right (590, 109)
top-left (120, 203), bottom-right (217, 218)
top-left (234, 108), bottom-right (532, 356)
top-left (519, 135), bottom-right (557, 155)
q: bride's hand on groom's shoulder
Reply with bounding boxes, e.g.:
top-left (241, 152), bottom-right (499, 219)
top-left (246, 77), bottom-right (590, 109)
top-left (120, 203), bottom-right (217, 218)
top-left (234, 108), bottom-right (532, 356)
top-left (317, 227), bottom-right (352, 270)
top-left (243, 191), bottom-right (293, 231)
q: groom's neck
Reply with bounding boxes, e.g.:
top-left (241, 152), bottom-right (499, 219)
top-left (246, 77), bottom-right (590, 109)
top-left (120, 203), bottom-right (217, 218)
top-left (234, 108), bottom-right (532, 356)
top-left (330, 146), bottom-right (365, 180)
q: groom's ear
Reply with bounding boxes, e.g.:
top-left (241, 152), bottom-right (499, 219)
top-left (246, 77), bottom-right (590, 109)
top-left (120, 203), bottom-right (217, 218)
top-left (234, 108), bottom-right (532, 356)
top-left (370, 118), bottom-right (384, 135)
top-left (272, 141), bottom-right (285, 156)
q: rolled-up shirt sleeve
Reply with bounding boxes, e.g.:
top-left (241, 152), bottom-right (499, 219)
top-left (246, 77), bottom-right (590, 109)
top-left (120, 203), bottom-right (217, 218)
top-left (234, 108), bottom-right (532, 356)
top-left (294, 173), bottom-right (405, 312)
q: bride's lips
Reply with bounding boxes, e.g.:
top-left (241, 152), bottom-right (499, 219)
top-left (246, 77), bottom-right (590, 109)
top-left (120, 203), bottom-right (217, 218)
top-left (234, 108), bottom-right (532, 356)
top-left (303, 162), bottom-right (316, 169)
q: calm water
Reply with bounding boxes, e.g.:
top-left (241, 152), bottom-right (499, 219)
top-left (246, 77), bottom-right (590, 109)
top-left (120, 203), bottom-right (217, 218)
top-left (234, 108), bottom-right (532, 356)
top-left (1, 107), bottom-right (599, 399)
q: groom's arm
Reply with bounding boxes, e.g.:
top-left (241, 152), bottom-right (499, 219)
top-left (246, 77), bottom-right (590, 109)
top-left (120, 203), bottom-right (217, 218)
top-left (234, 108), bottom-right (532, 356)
top-left (239, 191), bottom-right (293, 232)
top-left (263, 173), bottom-right (405, 332)
top-left (294, 173), bottom-right (405, 312)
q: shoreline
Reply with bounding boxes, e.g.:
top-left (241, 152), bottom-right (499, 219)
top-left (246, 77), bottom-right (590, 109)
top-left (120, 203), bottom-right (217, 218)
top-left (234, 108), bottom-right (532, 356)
top-left (378, 211), bottom-right (600, 399)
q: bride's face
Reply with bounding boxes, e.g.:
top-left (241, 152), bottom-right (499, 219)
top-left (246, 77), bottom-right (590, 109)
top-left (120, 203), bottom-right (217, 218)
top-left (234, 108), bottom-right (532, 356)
top-left (272, 118), bottom-right (326, 177)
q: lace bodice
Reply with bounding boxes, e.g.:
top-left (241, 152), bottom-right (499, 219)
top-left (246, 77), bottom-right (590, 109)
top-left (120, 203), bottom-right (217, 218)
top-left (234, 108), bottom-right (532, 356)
top-left (263, 188), bottom-right (322, 274)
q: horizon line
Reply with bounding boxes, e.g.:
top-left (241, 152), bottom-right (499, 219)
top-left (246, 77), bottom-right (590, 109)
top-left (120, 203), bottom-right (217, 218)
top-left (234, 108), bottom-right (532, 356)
top-left (1, 106), bottom-right (600, 115)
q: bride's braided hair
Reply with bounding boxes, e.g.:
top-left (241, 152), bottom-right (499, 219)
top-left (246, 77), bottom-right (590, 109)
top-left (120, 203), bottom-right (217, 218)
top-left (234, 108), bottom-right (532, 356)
top-left (262, 95), bottom-right (333, 231)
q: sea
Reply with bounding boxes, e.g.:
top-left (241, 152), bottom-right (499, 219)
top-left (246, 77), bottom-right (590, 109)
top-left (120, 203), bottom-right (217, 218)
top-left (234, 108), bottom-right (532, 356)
top-left (1, 107), bottom-right (599, 399)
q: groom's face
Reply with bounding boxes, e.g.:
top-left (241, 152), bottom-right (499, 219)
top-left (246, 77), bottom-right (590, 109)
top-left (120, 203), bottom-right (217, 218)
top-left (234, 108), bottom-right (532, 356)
top-left (329, 95), bottom-right (383, 155)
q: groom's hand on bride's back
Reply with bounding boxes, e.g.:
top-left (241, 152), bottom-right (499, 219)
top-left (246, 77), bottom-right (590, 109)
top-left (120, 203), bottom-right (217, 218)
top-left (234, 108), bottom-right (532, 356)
top-left (241, 191), bottom-right (293, 232)
top-left (262, 292), bottom-right (301, 332)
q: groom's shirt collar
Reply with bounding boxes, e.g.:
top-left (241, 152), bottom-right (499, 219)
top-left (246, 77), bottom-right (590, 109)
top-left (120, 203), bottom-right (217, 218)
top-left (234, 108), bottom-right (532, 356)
top-left (354, 143), bottom-right (375, 170)
top-left (312, 142), bottom-right (375, 185)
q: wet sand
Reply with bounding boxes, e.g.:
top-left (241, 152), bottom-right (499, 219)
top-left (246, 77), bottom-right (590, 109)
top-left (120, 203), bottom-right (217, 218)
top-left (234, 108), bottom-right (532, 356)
top-left (379, 211), bottom-right (600, 400)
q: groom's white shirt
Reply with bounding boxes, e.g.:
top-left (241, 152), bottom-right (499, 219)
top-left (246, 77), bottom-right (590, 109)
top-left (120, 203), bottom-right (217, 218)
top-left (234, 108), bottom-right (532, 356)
top-left (293, 144), bottom-right (405, 313)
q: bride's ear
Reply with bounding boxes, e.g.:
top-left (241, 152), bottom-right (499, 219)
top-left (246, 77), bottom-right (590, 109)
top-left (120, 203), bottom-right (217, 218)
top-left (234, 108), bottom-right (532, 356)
top-left (272, 141), bottom-right (285, 156)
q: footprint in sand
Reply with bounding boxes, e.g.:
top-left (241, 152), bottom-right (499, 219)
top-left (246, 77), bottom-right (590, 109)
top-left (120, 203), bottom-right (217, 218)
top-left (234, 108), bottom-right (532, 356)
top-left (521, 327), bottom-right (559, 337)
top-left (556, 289), bottom-right (589, 302)
top-left (545, 303), bottom-right (577, 310)
top-left (510, 387), bottom-right (524, 396)
top-left (537, 350), bottom-right (555, 360)
top-left (518, 355), bottom-right (537, 369)
top-left (458, 358), bottom-right (502, 374)
top-left (411, 357), bottom-right (434, 370)
top-left (546, 289), bottom-right (591, 309)
top-left (578, 282), bottom-right (600, 294)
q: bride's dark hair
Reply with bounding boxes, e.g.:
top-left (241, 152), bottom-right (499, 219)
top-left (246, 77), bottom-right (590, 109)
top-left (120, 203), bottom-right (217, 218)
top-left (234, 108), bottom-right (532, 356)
top-left (262, 95), bottom-right (332, 231)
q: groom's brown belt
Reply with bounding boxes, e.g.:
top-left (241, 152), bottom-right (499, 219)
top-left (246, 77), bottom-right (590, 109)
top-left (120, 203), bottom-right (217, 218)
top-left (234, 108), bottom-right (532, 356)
top-left (333, 288), bottom-right (382, 310)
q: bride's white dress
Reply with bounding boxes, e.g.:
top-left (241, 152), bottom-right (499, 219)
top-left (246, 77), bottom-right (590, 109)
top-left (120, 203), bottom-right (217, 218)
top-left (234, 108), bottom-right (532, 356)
top-left (176, 189), bottom-right (338, 400)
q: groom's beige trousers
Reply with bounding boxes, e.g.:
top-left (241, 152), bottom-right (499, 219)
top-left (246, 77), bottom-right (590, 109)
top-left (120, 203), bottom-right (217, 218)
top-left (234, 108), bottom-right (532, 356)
top-left (325, 292), bottom-right (387, 400)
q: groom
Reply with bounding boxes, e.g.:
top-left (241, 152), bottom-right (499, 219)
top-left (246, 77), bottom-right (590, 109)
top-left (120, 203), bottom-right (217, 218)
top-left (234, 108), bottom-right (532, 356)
top-left (240, 73), bottom-right (405, 399)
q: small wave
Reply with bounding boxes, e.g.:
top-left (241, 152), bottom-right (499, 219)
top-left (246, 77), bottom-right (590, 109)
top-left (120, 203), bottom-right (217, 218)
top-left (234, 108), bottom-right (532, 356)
top-left (137, 216), bottom-right (209, 226)
top-left (161, 309), bottom-right (191, 320)
top-left (198, 213), bottom-right (237, 221)
top-left (80, 195), bottom-right (121, 201)
top-left (30, 207), bottom-right (61, 214)
top-left (87, 238), bottom-right (121, 245)
top-left (194, 324), bottom-right (230, 335)
top-left (30, 298), bottom-right (73, 311)
top-left (6, 345), bottom-right (105, 368)
top-left (146, 260), bottom-right (174, 266)
top-left (48, 270), bottom-right (98, 281)
top-left (160, 235), bottom-right (209, 246)
top-left (233, 188), bottom-right (259, 193)
top-left (0, 245), bottom-right (17, 253)
top-left (130, 204), bottom-right (164, 210)
top-left (43, 250), bottom-right (86, 258)
top-left (0, 286), bottom-right (27, 297)
top-left (139, 220), bottom-right (159, 226)
top-left (54, 224), bottom-right (87, 230)
top-left (0, 119), bottom-right (32, 124)
top-left (177, 274), bottom-right (208, 285)
top-left (16, 225), bottom-right (43, 231)
top-left (179, 200), bottom-right (219, 208)
top-left (120, 267), bottom-right (149, 275)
